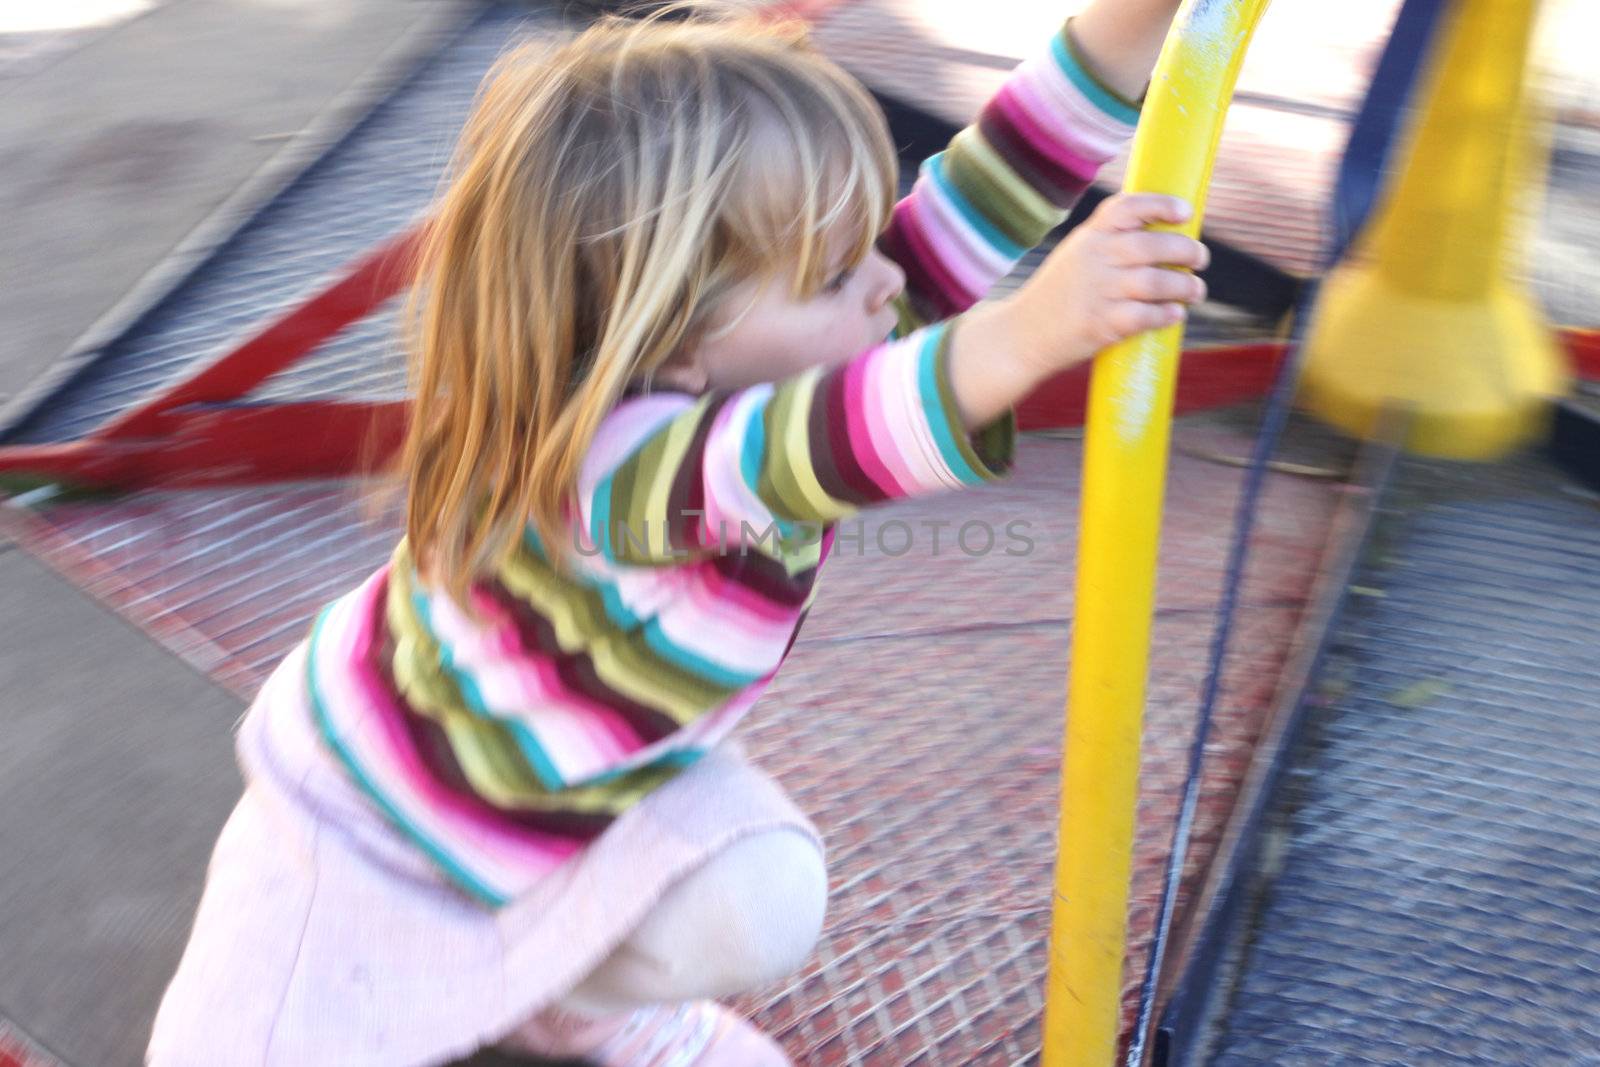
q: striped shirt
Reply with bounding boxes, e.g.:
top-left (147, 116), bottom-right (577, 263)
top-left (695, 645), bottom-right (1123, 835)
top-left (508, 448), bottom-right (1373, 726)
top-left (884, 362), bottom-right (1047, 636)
top-left (304, 22), bottom-right (1139, 906)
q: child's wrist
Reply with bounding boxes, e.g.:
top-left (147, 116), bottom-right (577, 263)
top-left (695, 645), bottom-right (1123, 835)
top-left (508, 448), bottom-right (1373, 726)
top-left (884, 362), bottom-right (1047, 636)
top-left (988, 298), bottom-right (1067, 392)
top-left (947, 301), bottom-right (1052, 429)
top-left (1066, 3), bottom-right (1177, 104)
top-left (1001, 292), bottom-right (1081, 381)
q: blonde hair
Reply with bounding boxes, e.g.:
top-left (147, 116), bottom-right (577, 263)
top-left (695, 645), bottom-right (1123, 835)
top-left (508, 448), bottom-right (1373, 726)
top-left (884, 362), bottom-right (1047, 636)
top-left (400, 5), bottom-right (897, 604)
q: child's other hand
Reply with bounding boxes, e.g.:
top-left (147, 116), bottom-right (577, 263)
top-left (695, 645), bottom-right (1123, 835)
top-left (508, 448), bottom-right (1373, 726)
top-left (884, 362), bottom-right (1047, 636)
top-left (1011, 192), bottom-right (1209, 375)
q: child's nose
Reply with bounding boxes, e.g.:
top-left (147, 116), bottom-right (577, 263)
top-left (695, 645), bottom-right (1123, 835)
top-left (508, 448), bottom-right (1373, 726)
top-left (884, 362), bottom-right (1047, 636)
top-left (866, 250), bottom-right (906, 311)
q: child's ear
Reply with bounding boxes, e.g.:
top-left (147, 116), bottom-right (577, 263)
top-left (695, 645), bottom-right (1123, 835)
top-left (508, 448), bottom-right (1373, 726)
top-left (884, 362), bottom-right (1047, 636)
top-left (651, 345), bottom-right (710, 394)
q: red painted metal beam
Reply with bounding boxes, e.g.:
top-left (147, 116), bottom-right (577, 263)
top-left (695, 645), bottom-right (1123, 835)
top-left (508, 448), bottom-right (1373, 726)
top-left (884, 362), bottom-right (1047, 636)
top-left (1567, 327), bottom-right (1600, 381)
top-left (0, 401), bottom-right (403, 492)
top-left (0, 0), bottom-right (1592, 498)
top-left (1015, 341), bottom-right (1286, 431)
top-left (2, 343), bottom-right (1282, 489)
top-left (1017, 328), bottom-right (1600, 431)
top-left (4, 329), bottom-right (1596, 492)
top-left (99, 229), bottom-right (421, 440)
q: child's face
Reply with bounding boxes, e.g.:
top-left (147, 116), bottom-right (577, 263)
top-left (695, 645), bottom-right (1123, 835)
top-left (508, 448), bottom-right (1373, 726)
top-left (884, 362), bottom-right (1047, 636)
top-left (676, 244), bottom-right (906, 393)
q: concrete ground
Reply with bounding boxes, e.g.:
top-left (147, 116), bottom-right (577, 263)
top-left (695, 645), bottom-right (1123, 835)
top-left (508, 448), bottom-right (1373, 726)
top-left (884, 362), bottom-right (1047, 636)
top-left (0, 544), bottom-right (240, 1067)
top-left (0, 2), bottom-right (479, 1063)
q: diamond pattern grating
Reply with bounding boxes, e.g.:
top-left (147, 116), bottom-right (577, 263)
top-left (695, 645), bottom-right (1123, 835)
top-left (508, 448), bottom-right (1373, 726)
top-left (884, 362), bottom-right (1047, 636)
top-left (1207, 455), bottom-right (1600, 1065)
top-left (6, 422), bottom-right (1343, 1064)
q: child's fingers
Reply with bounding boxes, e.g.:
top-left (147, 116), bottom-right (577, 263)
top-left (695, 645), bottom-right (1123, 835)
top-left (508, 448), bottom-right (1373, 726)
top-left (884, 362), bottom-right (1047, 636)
top-left (1111, 231), bottom-right (1210, 271)
top-left (1095, 192), bottom-right (1194, 232)
top-left (1122, 266), bottom-right (1208, 305)
top-left (1106, 299), bottom-right (1186, 340)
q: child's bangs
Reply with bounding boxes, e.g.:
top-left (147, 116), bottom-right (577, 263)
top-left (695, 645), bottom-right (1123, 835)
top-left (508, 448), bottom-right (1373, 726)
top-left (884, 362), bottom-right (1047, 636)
top-left (727, 80), bottom-right (898, 298)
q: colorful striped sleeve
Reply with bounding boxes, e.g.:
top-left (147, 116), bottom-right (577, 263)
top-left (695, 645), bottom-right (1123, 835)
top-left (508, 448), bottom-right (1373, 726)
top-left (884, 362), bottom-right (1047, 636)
top-left (879, 19), bottom-right (1142, 326)
top-left (580, 322), bottom-right (1013, 566)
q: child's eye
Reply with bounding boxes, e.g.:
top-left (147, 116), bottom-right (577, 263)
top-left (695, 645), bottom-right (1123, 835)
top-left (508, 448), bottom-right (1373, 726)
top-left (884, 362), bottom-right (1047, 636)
top-left (823, 267), bottom-right (855, 294)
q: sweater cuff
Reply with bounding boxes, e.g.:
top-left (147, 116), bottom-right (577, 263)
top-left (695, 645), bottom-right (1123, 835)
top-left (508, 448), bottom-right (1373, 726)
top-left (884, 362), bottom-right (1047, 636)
top-left (1058, 17), bottom-right (1145, 125)
top-left (922, 323), bottom-right (1016, 486)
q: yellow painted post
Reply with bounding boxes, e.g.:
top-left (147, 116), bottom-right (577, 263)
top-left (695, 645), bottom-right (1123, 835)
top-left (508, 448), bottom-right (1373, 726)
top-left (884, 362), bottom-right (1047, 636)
top-left (1297, 0), bottom-right (1568, 459)
top-left (1041, 2), bottom-right (1271, 1063)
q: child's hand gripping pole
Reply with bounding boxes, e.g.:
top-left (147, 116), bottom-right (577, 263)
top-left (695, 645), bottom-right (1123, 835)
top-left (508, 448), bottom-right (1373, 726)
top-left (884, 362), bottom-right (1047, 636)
top-left (1041, 2), bottom-right (1272, 1064)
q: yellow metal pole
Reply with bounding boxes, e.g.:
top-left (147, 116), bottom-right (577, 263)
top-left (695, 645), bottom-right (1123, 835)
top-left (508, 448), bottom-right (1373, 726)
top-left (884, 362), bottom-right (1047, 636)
top-left (1297, 0), bottom-right (1567, 459)
top-left (1041, 2), bottom-right (1271, 1063)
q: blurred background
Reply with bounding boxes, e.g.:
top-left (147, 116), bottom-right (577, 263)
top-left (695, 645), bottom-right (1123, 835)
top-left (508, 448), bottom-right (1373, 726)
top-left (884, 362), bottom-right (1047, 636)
top-left (2, 2), bottom-right (1599, 1065)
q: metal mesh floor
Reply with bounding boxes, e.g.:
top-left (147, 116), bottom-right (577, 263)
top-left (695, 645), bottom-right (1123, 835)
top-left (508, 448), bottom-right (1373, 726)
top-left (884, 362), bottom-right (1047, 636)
top-left (1207, 454), bottom-right (1600, 1065)
top-left (5, 420), bottom-right (1343, 1064)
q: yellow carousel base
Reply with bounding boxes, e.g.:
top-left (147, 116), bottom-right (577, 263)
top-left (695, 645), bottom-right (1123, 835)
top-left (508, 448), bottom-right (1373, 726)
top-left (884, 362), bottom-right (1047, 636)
top-left (1297, 264), bottom-right (1571, 461)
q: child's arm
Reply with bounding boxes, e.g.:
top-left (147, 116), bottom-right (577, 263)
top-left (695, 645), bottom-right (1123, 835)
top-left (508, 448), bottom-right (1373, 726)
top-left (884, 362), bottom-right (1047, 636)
top-left (948, 191), bottom-right (1206, 429)
top-left (879, 0), bottom-right (1183, 328)
top-left (1069, 0), bottom-right (1185, 102)
top-left (580, 190), bottom-right (1205, 567)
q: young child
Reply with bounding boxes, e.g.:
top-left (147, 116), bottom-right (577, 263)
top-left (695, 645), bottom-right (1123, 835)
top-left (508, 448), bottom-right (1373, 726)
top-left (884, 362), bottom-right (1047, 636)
top-left (148, 2), bottom-right (1204, 1064)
